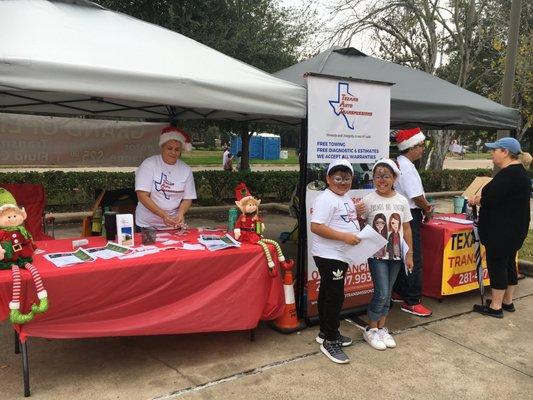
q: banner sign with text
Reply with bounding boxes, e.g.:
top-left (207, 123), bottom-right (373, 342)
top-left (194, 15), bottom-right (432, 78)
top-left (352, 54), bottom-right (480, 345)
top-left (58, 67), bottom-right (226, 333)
top-left (0, 113), bottom-right (165, 166)
top-left (441, 228), bottom-right (490, 296)
top-left (307, 75), bottom-right (390, 164)
top-left (305, 75), bottom-right (391, 318)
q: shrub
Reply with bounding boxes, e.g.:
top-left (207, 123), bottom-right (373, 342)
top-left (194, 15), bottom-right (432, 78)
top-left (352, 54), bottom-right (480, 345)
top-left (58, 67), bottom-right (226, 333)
top-left (1, 168), bottom-right (526, 213)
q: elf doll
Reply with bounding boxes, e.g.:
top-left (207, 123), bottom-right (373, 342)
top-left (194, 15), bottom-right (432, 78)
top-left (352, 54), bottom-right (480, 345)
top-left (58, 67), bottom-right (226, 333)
top-left (233, 183), bottom-right (294, 277)
top-left (0, 188), bottom-right (48, 324)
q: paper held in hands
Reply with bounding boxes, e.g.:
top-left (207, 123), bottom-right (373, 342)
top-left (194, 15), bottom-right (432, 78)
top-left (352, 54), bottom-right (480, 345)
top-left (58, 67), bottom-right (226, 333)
top-left (343, 225), bottom-right (388, 265)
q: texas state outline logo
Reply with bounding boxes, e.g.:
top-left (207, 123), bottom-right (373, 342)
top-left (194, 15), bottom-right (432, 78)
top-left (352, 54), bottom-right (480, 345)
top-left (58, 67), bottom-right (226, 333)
top-left (329, 82), bottom-right (373, 130)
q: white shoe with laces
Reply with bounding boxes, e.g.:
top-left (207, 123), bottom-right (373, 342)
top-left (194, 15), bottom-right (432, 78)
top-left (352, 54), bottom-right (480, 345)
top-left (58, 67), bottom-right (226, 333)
top-left (378, 327), bottom-right (396, 348)
top-left (363, 327), bottom-right (386, 350)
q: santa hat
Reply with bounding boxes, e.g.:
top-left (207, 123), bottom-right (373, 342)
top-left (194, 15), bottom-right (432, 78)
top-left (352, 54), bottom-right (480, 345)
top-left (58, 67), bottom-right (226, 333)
top-left (395, 128), bottom-right (426, 151)
top-left (235, 182), bottom-right (252, 202)
top-left (0, 188), bottom-right (19, 212)
top-left (159, 126), bottom-right (193, 151)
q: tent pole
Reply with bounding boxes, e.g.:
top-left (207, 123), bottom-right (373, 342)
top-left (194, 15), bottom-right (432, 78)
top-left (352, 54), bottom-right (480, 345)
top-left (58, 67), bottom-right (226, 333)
top-left (296, 118), bottom-right (308, 318)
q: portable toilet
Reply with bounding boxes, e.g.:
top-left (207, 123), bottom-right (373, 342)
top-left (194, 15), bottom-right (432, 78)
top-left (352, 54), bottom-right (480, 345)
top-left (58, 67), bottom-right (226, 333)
top-left (261, 133), bottom-right (281, 160)
top-left (229, 132), bottom-right (280, 160)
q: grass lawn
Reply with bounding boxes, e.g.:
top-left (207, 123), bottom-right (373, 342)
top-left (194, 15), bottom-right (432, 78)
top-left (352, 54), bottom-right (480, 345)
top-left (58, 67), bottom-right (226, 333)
top-left (181, 149), bottom-right (298, 165)
top-left (520, 230), bottom-right (533, 262)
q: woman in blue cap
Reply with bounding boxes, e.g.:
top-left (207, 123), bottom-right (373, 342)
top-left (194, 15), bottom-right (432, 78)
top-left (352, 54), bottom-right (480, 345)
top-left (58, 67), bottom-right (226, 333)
top-left (468, 137), bottom-right (530, 318)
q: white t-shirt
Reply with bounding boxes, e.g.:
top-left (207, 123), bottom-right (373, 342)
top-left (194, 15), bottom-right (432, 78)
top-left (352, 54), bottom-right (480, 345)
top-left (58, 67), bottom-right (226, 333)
top-left (311, 189), bottom-right (360, 262)
top-left (362, 191), bottom-right (413, 260)
top-left (135, 155), bottom-right (197, 229)
top-left (222, 150), bottom-right (230, 168)
top-left (395, 155), bottom-right (425, 209)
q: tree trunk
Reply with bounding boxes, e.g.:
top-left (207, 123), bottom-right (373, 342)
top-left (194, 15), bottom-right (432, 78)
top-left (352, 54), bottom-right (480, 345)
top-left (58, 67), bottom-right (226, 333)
top-left (239, 124), bottom-right (251, 171)
top-left (429, 130), bottom-right (455, 170)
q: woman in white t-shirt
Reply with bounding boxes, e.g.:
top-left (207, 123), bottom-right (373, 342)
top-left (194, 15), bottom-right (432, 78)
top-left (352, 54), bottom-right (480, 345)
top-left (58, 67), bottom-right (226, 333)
top-left (135, 126), bottom-right (197, 230)
top-left (359, 159), bottom-right (413, 351)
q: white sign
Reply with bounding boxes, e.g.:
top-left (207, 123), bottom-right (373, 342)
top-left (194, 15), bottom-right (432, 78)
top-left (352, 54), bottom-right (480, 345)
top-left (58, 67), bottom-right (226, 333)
top-left (307, 75), bottom-right (390, 164)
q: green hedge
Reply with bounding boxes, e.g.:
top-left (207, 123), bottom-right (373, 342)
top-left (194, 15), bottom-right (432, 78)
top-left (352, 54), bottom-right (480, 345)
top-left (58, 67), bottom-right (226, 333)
top-left (419, 168), bottom-right (493, 192)
top-left (0, 168), bottom-right (526, 212)
top-left (0, 170), bottom-right (299, 211)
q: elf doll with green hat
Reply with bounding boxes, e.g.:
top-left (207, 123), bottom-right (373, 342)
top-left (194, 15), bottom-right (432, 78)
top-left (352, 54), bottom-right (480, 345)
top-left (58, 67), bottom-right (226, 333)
top-left (0, 188), bottom-right (48, 324)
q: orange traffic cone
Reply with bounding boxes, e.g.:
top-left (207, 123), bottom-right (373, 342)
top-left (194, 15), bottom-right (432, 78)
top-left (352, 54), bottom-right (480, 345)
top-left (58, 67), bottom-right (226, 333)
top-left (269, 260), bottom-right (307, 333)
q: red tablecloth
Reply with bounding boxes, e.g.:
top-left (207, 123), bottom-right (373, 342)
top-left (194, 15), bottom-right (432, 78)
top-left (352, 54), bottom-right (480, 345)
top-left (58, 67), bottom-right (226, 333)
top-left (0, 230), bottom-right (285, 342)
top-left (422, 214), bottom-right (488, 299)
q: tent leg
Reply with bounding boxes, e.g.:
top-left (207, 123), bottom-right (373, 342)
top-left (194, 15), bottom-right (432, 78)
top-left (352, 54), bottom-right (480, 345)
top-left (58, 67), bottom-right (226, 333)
top-left (21, 340), bottom-right (30, 397)
top-left (14, 330), bottom-right (20, 354)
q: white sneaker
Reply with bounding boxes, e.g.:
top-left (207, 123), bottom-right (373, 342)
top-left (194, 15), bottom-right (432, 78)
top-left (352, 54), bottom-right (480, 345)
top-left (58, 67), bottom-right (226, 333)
top-left (378, 327), bottom-right (396, 348)
top-left (363, 328), bottom-right (386, 350)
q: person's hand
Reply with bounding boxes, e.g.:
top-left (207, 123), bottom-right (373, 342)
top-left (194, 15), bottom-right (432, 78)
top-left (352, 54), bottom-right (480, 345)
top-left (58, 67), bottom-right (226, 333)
top-left (162, 213), bottom-right (179, 228)
top-left (174, 212), bottom-right (186, 227)
top-left (423, 205), bottom-right (434, 223)
top-left (0, 246), bottom-right (5, 261)
top-left (468, 195), bottom-right (481, 207)
top-left (343, 233), bottom-right (361, 245)
top-left (355, 199), bottom-right (367, 219)
top-left (405, 252), bottom-right (414, 272)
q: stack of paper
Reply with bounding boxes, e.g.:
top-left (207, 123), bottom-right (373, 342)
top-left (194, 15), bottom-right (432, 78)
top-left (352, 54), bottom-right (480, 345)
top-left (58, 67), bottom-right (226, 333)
top-left (198, 234), bottom-right (241, 251)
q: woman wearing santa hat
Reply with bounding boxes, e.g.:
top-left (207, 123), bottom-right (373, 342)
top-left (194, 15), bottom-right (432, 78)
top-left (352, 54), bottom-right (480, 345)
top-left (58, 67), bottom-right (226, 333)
top-left (135, 126), bottom-right (197, 230)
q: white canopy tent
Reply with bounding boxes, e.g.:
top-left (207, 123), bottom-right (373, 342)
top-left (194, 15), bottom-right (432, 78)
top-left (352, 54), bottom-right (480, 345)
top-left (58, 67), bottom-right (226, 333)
top-left (0, 0), bottom-right (306, 124)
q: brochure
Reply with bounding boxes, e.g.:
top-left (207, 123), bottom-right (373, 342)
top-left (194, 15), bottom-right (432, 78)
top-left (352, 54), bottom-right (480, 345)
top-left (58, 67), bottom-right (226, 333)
top-left (116, 214), bottom-right (135, 246)
top-left (342, 225), bottom-right (388, 265)
top-left (198, 234), bottom-right (241, 251)
top-left (85, 242), bottom-right (132, 259)
top-left (45, 248), bottom-right (96, 268)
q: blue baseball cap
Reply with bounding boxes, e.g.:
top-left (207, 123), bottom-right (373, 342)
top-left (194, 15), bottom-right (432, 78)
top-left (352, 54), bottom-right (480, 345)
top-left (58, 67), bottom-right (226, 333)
top-left (485, 137), bottom-right (522, 155)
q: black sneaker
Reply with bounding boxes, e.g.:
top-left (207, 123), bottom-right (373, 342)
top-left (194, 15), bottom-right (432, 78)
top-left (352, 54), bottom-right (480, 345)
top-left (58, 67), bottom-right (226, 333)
top-left (315, 332), bottom-right (353, 347)
top-left (473, 304), bottom-right (503, 318)
top-left (486, 299), bottom-right (515, 312)
top-left (320, 340), bottom-right (350, 364)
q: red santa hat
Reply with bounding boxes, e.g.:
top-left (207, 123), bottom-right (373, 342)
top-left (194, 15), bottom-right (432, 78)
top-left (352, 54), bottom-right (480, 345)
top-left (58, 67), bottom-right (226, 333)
top-left (395, 128), bottom-right (426, 151)
top-left (235, 182), bottom-right (252, 201)
top-left (159, 126), bottom-right (193, 151)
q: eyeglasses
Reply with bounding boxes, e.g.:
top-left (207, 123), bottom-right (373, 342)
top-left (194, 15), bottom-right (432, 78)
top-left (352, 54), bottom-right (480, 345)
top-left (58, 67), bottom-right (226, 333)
top-left (415, 143), bottom-right (426, 148)
top-left (331, 176), bottom-right (353, 184)
top-left (374, 174), bottom-right (393, 180)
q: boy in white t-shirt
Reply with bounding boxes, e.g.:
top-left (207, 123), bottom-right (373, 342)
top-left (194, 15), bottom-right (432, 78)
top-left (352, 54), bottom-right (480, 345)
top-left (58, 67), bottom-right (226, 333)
top-left (310, 159), bottom-right (364, 364)
top-left (360, 159), bottom-right (413, 351)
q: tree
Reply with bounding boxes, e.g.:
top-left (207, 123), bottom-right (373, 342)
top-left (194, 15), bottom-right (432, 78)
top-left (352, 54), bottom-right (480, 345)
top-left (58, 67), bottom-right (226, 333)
top-left (96, 1), bottom-right (316, 167)
top-left (97, 0), bottom-right (315, 73)
top-left (204, 125), bottom-right (219, 150)
top-left (329, 0), bottom-right (506, 170)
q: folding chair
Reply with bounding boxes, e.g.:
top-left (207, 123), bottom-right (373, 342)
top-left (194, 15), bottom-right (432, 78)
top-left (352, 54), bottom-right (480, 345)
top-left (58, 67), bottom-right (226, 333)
top-left (0, 183), bottom-right (54, 241)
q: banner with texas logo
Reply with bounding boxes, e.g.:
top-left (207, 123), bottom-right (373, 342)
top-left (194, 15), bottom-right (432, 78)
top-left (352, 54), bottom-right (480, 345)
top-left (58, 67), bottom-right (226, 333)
top-left (304, 74), bottom-right (391, 318)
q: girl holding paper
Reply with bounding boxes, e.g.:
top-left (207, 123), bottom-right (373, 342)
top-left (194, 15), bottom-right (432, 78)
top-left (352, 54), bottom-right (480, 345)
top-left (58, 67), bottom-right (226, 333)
top-left (359, 159), bottom-right (413, 351)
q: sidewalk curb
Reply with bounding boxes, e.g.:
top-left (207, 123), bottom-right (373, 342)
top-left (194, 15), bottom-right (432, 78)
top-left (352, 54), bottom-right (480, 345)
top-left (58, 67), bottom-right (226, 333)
top-left (518, 259), bottom-right (533, 277)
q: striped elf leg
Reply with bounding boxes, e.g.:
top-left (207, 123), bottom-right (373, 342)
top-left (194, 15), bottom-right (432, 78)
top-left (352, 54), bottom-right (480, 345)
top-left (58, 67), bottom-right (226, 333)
top-left (9, 265), bottom-right (34, 324)
top-left (257, 240), bottom-right (275, 269)
top-left (25, 263), bottom-right (49, 314)
top-left (260, 238), bottom-right (285, 262)
top-left (257, 240), bottom-right (278, 277)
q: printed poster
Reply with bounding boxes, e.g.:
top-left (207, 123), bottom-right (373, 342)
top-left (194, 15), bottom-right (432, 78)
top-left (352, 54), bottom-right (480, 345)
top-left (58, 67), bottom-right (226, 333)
top-left (305, 75), bottom-right (391, 318)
